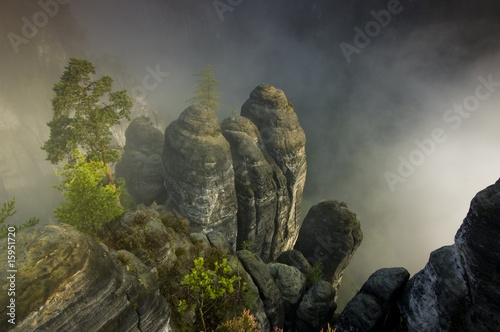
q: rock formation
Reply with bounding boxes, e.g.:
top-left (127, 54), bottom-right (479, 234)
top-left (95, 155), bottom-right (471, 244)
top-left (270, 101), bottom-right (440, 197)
top-left (0, 224), bottom-right (171, 332)
top-left (240, 84), bottom-right (307, 257)
top-left (221, 115), bottom-right (280, 261)
top-left (294, 201), bottom-right (363, 295)
top-left (277, 249), bottom-right (313, 278)
top-left (268, 263), bottom-right (307, 329)
top-left (237, 250), bottom-right (285, 329)
top-left (336, 267), bottom-right (409, 332)
top-left (399, 178), bottom-right (500, 332)
top-left (116, 116), bottom-right (167, 205)
top-left (162, 104), bottom-right (238, 246)
top-left (295, 281), bottom-right (337, 332)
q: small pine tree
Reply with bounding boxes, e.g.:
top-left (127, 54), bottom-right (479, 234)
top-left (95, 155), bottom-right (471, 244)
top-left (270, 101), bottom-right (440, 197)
top-left (186, 64), bottom-right (222, 111)
top-left (54, 150), bottom-right (123, 236)
top-left (0, 197), bottom-right (39, 238)
top-left (178, 257), bottom-right (244, 332)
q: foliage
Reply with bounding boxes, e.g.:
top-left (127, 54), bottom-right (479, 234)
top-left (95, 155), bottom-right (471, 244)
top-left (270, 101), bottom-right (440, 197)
top-left (177, 253), bottom-right (246, 331)
top-left (186, 64), bottom-right (222, 111)
top-left (240, 240), bottom-right (256, 252)
top-left (42, 57), bottom-right (133, 166)
top-left (0, 197), bottom-right (39, 238)
top-left (54, 150), bottom-right (123, 237)
top-left (216, 309), bottom-right (259, 332)
top-left (178, 256), bottom-right (244, 332)
top-left (305, 261), bottom-right (325, 289)
top-left (160, 211), bottom-right (190, 235)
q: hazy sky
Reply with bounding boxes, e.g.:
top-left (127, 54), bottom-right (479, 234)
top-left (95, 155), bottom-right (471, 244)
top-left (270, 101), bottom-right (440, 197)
top-left (3, 0), bottom-right (500, 306)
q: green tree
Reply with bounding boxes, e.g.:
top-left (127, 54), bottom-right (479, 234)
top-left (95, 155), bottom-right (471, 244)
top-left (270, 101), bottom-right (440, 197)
top-left (42, 57), bottom-right (133, 187)
top-left (0, 197), bottom-right (39, 238)
top-left (54, 150), bottom-right (123, 236)
top-left (186, 64), bottom-right (222, 111)
top-left (178, 257), bottom-right (244, 332)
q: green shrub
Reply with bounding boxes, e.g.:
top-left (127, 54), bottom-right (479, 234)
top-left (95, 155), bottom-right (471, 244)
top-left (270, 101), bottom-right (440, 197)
top-left (160, 211), bottom-right (190, 234)
top-left (305, 261), bottom-right (325, 289)
top-left (178, 257), bottom-right (245, 332)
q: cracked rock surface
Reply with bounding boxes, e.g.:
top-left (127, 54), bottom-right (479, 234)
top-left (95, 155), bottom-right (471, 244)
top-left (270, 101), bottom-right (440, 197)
top-left (0, 224), bottom-right (171, 332)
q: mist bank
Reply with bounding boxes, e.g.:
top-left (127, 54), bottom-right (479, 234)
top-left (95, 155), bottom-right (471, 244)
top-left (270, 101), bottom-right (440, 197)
top-left (2, 0), bottom-right (500, 306)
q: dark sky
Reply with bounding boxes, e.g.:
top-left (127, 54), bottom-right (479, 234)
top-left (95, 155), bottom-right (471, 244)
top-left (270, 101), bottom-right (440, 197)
top-left (3, 0), bottom-right (500, 306)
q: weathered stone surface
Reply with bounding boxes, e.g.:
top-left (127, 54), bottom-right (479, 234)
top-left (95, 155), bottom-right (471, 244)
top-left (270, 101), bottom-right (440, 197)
top-left (268, 263), bottom-right (306, 330)
top-left (336, 267), bottom-right (409, 332)
top-left (225, 255), bottom-right (270, 331)
top-left (241, 84), bottom-right (307, 257)
top-left (295, 281), bottom-right (337, 332)
top-left (399, 179), bottom-right (500, 332)
top-left (221, 115), bottom-right (278, 261)
top-left (455, 178), bottom-right (500, 332)
top-left (294, 201), bottom-right (363, 294)
top-left (206, 230), bottom-right (233, 253)
top-left (0, 224), bottom-right (171, 331)
top-left (277, 249), bottom-right (312, 276)
top-left (116, 116), bottom-right (167, 205)
top-left (237, 250), bottom-right (285, 329)
top-left (162, 104), bottom-right (238, 246)
top-left (399, 246), bottom-right (468, 332)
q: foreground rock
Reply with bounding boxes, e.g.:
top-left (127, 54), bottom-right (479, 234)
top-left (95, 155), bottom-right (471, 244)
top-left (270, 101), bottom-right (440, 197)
top-left (336, 267), bottom-right (409, 332)
top-left (162, 104), bottom-right (238, 246)
top-left (0, 224), bottom-right (171, 331)
top-left (399, 178), bottom-right (500, 331)
top-left (237, 250), bottom-right (285, 329)
top-left (241, 84), bottom-right (307, 258)
top-left (295, 281), bottom-right (337, 332)
top-left (116, 116), bottom-right (167, 205)
top-left (294, 201), bottom-right (363, 295)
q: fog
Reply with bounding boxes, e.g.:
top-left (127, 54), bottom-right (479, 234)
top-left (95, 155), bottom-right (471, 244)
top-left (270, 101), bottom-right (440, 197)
top-left (2, 0), bottom-right (500, 307)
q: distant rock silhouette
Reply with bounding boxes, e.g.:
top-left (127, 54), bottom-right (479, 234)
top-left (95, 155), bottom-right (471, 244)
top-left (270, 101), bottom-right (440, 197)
top-left (116, 116), bottom-right (167, 205)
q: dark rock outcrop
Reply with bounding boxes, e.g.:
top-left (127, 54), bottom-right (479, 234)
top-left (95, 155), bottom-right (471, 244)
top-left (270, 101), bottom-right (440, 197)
top-left (455, 178), bottom-right (500, 332)
top-left (399, 178), bottom-right (500, 332)
top-left (162, 104), bottom-right (238, 246)
top-left (0, 224), bottom-right (171, 331)
top-left (399, 246), bottom-right (468, 332)
top-left (116, 116), bottom-right (167, 205)
top-left (294, 201), bottom-right (363, 294)
top-left (295, 281), bottom-right (337, 332)
top-left (336, 267), bottom-right (409, 332)
top-left (237, 250), bottom-right (285, 329)
top-left (241, 84), bottom-right (307, 258)
top-left (277, 249), bottom-right (312, 276)
top-left (268, 263), bottom-right (306, 329)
